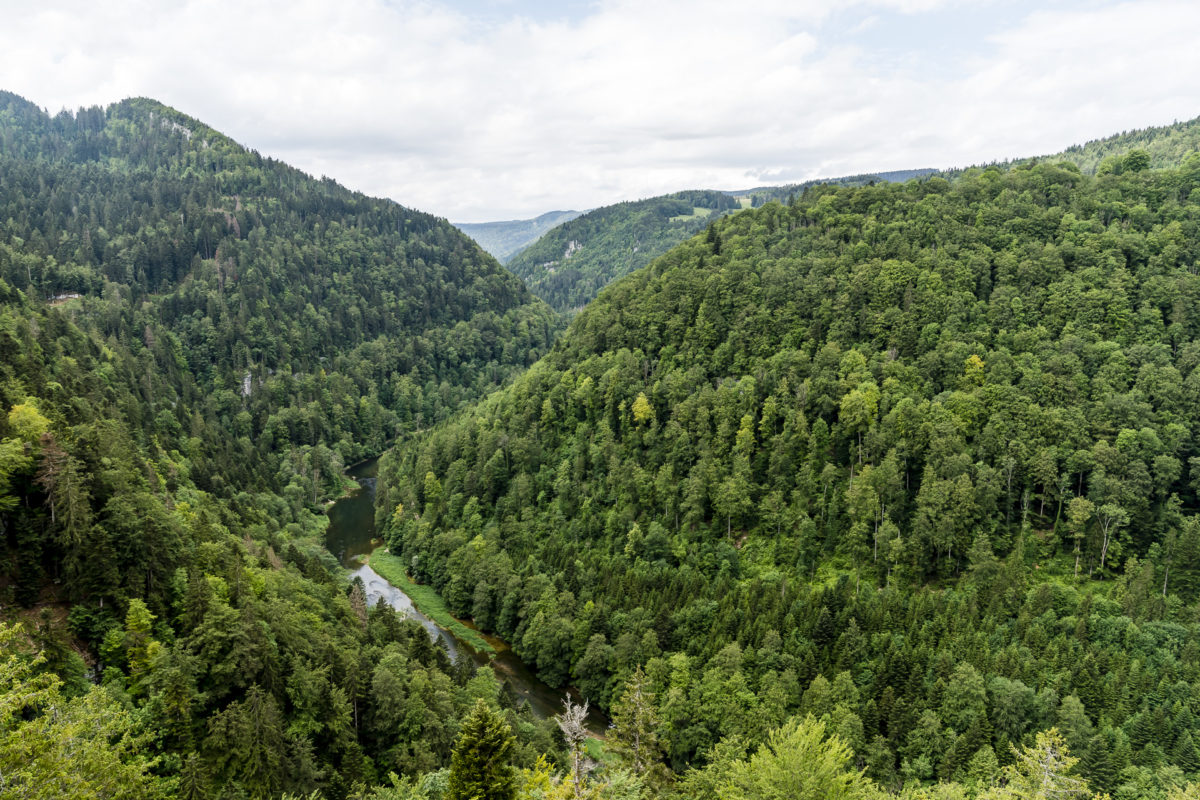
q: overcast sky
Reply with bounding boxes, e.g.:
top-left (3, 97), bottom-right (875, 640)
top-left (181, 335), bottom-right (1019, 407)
top-left (2, 0), bottom-right (1198, 222)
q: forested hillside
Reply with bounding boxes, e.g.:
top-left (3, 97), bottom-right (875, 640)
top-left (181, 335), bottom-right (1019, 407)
top-left (950, 115), bottom-right (1200, 177)
top-left (506, 190), bottom-right (740, 312)
top-left (1047, 116), bottom-right (1200, 173)
top-left (0, 92), bottom-right (563, 798)
top-left (731, 168), bottom-right (938, 207)
top-left (0, 91), bottom-right (558, 500)
top-left (455, 210), bottom-right (583, 263)
top-left (508, 175), bottom-right (938, 315)
top-left (8, 85), bottom-right (1200, 800)
top-left (379, 151), bottom-right (1200, 797)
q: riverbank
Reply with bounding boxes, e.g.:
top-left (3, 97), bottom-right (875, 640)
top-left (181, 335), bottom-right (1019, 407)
top-left (368, 551), bottom-right (496, 655)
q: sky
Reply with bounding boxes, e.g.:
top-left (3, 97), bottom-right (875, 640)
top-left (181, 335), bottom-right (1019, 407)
top-left (1, 0), bottom-right (1198, 222)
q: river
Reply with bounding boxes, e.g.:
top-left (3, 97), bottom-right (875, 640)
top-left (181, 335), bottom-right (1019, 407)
top-left (325, 458), bottom-right (605, 732)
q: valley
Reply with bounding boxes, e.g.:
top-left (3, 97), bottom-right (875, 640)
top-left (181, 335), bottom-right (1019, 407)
top-left (2, 86), bottom-right (1200, 800)
top-left (325, 457), bottom-right (607, 733)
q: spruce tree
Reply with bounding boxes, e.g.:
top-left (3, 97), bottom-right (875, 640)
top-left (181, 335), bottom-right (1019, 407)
top-left (446, 699), bottom-right (516, 800)
top-left (1080, 733), bottom-right (1116, 794)
top-left (178, 753), bottom-right (211, 800)
top-left (1173, 730), bottom-right (1200, 775)
top-left (610, 665), bottom-right (669, 789)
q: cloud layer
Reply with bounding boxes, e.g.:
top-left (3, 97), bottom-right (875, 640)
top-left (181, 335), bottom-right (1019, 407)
top-left (2, 0), bottom-right (1198, 220)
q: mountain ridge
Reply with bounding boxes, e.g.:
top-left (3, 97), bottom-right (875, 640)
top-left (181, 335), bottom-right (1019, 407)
top-left (455, 209), bottom-right (585, 263)
top-left (504, 171), bottom-right (940, 314)
top-left (0, 90), bottom-right (562, 798)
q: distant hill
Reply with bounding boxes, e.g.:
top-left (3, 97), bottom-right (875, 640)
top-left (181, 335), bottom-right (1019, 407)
top-left (455, 209), bottom-right (583, 262)
top-left (944, 114), bottom-right (1200, 177)
top-left (505, 189), bottom-right (739, 313)
top-left (727, 167), bottom-right (937, 206)
top-left (508, 171), bottom-right (936, 313)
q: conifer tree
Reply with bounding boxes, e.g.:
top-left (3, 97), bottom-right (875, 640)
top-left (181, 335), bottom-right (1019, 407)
top-left (178, 753), bottom-right (211, 800)
top-left (1173, 730), bottom-right (1200, 774)
top-left (610, 665), bottom-right (669, 788)
top-left (349, 576), bottom-right (369, 629)
top-left (446, 698), bottom-right (516, 800)
top-left (1079, 733), bottom-right (1116, 794)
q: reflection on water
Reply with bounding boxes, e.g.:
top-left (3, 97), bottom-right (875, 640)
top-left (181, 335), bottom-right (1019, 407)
top-left (325, 458), bottom-right (381, 568)
top-left (326, 457), bottom-right (606, 732)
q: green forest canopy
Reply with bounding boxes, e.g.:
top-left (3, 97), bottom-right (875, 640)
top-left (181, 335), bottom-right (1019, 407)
top-left (0, 91), bottom-right (561, 799)
top-left (378, 145), bottom-right (1200, 797)
top-left (505, 190), bottom-right (740, 313)
top-left (5, 88), bottom-right (1200, 799)
top-left (508, 172), bottom-right (940, 315)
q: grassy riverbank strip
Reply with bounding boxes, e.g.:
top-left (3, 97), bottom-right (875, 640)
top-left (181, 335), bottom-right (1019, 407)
top-left (368, 551), bottom-right (496, 655)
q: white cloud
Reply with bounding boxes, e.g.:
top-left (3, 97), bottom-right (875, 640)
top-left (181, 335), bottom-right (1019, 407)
top-left (0, 0), bottom-right (1196, 221)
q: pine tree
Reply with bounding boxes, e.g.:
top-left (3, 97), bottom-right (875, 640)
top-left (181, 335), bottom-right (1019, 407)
top-left (348, 577), bottom-right (369, 629)
top-left (1173, 729), bottom-right (1200, 774)
top-left (178, 753), bottom-right (211, 800)
top-left (205, 685), bottom-right (286, 800)
top-left (1079, 733), bottom-right (1115, 794)
top-left (610, 665), bottom-right (669, 788)
top-left (35, 433), bottom-right (92, 546)
top-left (446, 699), bottom-right (516, 800)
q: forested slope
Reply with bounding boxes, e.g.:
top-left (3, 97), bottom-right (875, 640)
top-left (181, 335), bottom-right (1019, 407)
top-left (506, 190), bottom-right (740, 312)
top-left (379, 151), bottom-right (1200, 796)
top-left (949, 114), bottom-right (1200, 177)
top-left (0, 92), bottom-right (562, 798)
top-left (0, 91), bottom-right (558, 499)
top-left (731, 167), bottom-right (937, 207)
top-left (508, 175), bottom-right (938, 314)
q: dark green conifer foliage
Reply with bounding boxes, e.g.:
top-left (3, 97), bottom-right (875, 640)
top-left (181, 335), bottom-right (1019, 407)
top-left (1173, 729), bottom-right (1200, 774)
top-left (1080, 733), bottom-right (1116, 793)
top-left (0, 91), bottom-right (559, 799)
top-left (446, 699), bottom-right (517, 800)
top-left (610, 665), bottom-right (669, 786)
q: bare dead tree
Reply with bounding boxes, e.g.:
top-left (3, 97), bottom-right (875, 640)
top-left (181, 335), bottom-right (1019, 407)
top-left (555, 695), bottom-right (589, 800)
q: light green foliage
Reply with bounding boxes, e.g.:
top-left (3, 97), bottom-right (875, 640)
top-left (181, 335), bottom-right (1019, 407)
top-left (358, 771), bottom-right (432, 800)
top-left (978, 728), bottom-right (1095, 800)
top-left (718, 716), bottom-right (880, 800)
top-left (7, 401), bottom-right (50, 441)
top-left (632, 393), bottom-right (655, 425)
top-left (0, 623), bottom-right (168, 799)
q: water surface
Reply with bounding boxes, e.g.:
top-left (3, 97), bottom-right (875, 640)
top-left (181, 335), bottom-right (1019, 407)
top-left (325, 457), bottom-right (606, 730)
